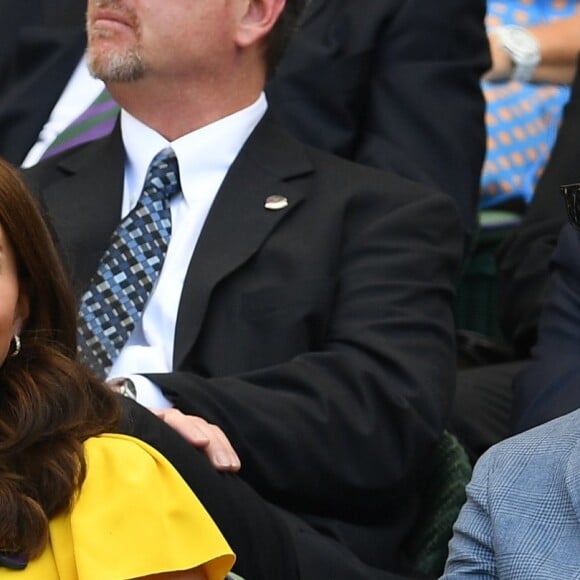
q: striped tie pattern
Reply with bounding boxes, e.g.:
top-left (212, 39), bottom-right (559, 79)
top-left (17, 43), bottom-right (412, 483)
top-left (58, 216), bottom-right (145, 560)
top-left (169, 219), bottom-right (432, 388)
top-left (77, 148), bottom-right (181, 378)
top-left (42, 88), bottom-right (120, 160)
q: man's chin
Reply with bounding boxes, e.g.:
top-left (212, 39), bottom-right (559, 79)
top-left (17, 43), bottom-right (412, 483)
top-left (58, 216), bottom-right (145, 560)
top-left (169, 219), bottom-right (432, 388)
top-left (87, 50), bottom-right (144, 83)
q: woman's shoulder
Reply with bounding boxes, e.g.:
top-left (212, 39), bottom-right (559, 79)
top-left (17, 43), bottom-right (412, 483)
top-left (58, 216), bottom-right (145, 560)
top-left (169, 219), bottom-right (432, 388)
top-left (84, 431), bottom-right (168, 459)
top-left (71, 433), bottom-right (235, 580)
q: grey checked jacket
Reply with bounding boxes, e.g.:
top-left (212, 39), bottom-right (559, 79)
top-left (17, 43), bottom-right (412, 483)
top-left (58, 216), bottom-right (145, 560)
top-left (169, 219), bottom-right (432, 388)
top-left (443, 408), bottom-right (580, 579)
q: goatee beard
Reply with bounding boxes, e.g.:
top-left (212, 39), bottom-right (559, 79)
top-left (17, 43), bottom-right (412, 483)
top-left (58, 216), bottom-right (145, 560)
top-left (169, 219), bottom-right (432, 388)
top-left (86, 42), bottom-right (145, 83)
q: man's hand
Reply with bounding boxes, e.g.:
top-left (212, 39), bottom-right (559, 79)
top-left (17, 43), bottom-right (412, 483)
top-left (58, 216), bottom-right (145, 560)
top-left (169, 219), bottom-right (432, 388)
top-left (152, 408), bottom-right (241, 472)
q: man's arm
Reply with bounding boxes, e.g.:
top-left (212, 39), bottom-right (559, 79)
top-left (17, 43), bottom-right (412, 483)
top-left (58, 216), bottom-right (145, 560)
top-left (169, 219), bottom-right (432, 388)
top-left (356, 0), bottom-right (489, 240)
top-left (148, 187), bottom-right (463, 517)
top-left (116, 397), bottom-right (296, 580)
top-left (486, 10), bottom-right (580, 84)
top-left (441, 450), bottom-right (497, 578)
top-left (266, 0), bottom-right (488, 241)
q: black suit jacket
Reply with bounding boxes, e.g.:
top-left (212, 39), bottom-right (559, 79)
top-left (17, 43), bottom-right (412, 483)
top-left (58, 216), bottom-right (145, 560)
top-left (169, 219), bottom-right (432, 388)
top-left (497, 56), bottom-right (580, 356)
top-left (511, 225), bottom-right (580, 434)
top-left (3, 0), bottom-right (488, 240)
top-left (0, 27), bottom-right (85, 166)
top-left (0, 0), bottom-right (86, 164)
top-left (24, 113), bottom-right (463, 575)
top-left (0, 0), bottom-right (84, 75)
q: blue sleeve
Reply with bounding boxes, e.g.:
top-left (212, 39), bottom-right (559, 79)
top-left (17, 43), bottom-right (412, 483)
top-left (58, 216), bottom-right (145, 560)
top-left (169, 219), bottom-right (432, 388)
top-left (441, 450), bottom-right (497, 579)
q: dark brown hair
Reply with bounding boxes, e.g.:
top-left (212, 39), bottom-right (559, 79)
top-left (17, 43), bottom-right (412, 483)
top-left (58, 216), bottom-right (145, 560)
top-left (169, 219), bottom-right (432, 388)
top-left (0, 158), bottom-right (120, 558)
top-left (265, 0), bottom-right (308, 76)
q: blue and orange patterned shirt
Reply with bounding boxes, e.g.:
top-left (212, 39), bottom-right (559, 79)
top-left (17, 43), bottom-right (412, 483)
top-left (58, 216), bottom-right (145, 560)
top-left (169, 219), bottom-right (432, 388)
top-left (481, 0), bottom-right (578, 210)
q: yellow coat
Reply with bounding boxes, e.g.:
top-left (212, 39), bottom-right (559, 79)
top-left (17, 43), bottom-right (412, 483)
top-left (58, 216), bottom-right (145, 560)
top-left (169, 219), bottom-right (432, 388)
top-left (1, 434), bottom-right (235, 579)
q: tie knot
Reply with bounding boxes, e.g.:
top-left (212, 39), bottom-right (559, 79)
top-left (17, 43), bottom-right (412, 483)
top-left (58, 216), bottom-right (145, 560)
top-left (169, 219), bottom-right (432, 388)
top-left (145, 147), bottom-right (181, 200)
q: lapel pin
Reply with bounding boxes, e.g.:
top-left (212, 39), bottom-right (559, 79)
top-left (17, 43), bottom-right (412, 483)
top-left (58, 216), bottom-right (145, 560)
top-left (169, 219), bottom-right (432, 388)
top-left (264, 195), bottom-right (289, 211)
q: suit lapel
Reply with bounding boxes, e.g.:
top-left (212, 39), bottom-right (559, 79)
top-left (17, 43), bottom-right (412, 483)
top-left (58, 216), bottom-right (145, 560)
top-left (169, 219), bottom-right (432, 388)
top-left (41, 125), bottom-right (125, 294)
top-left (173, 113), bottom-right (313, 366)
top-left (37, 114), bottom-right (314, 363)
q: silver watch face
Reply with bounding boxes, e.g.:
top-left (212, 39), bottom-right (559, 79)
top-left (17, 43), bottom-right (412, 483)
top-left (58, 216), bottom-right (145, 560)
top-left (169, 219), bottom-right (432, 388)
top-left (497, 25), bottom-right (541, 67)
top-left (508, 28), bottom-right (539, 60)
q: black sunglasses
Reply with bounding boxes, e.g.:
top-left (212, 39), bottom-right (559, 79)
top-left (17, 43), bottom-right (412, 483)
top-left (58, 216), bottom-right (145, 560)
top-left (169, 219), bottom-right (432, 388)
top-left (561, 183), bottom-right (580, 231)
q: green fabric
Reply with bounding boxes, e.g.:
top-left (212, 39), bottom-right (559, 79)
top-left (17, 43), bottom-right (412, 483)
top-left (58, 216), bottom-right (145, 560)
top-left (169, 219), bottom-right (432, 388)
top-left (404, 431), bottom-right (472, 577)
top-left (454, 209), bottom-right (521, 339)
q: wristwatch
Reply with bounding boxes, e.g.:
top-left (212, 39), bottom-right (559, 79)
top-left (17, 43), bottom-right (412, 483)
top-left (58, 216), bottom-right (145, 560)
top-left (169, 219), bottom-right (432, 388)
top-left (108, 377), bottom-right (137, 400)
top-left (493, 25), bottom-right (541, 82)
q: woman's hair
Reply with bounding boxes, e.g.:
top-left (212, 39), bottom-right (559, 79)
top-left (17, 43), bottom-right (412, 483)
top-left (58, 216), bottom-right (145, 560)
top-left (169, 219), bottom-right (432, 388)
top-left (0, 158), bottom-right (120, 559)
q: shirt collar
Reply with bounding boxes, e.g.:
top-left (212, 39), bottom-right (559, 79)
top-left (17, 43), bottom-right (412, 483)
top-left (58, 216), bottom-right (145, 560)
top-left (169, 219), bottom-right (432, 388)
top-left (120, 93), bottom-right (268, 210)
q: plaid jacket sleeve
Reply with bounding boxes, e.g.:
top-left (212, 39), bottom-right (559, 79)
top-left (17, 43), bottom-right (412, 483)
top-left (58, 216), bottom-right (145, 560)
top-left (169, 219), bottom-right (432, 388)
top-left (442, 409), bottom-right (580, 579)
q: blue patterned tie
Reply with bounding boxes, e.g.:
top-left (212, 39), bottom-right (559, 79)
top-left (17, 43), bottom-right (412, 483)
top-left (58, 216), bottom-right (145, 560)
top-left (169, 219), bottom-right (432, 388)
top-left (77, 148), bottom-right (181, 377)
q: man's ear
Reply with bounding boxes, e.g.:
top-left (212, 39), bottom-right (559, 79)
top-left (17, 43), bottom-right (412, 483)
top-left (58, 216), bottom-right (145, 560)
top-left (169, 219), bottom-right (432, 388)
top-left (235, 0), bottom-right (286, 48)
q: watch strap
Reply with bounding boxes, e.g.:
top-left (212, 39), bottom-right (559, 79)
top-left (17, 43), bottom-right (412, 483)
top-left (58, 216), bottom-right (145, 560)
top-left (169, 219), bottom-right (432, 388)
top-left (494, 25), bottom-right (541, 82)
top-left (108, 377), bottom-right (137, 400)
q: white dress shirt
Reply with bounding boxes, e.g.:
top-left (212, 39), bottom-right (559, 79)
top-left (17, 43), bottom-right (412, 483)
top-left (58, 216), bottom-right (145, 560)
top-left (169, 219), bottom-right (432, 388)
top-left (107, 94), bottom-right (268, 408)
top-left (21, 55), bottom-right (105, 167)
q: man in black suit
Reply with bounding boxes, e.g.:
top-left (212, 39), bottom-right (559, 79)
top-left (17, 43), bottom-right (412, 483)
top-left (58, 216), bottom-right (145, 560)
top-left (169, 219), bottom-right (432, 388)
top-left (2, 0), bottom-right (488, 243)
top-left (24, 0), bottom-right (462, 578)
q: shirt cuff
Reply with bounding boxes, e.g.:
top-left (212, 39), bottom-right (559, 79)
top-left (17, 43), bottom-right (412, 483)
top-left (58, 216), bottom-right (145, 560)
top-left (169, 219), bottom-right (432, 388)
top-left (128, 374), bottom-right (173, 409)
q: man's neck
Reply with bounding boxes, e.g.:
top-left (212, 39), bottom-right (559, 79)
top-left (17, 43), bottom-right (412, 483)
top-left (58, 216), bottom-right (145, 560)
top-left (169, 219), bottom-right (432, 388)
top-left (107, 70), bottom-right (265, 142)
